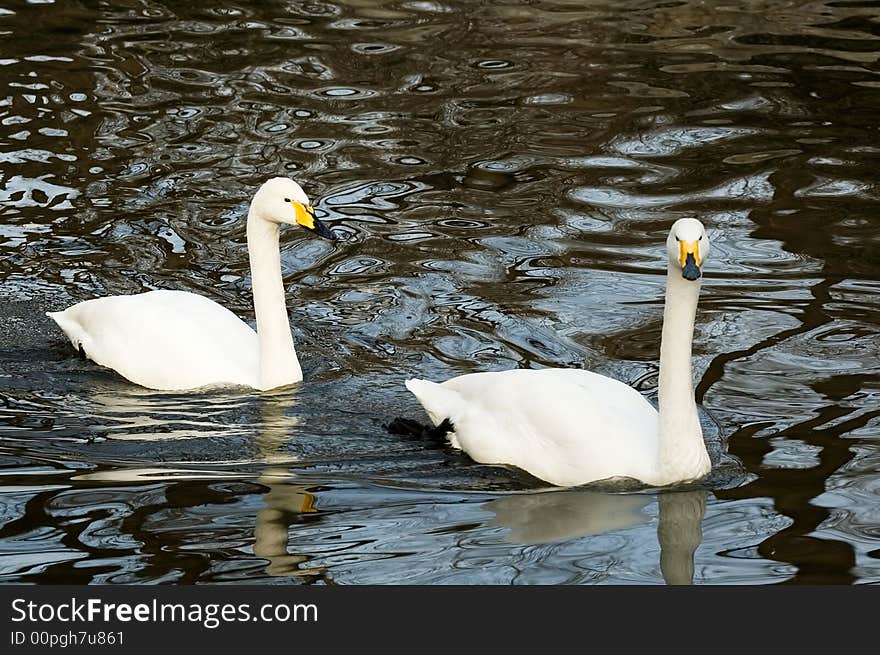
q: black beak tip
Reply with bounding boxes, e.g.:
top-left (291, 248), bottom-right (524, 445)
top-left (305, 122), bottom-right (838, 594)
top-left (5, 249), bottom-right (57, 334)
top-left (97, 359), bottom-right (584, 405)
top-left (310, 218), bottom-right (337, 241)
top-left (681, 252), bottom-right (701, 280)
top-left (681, 267), bottom-right (702, 281)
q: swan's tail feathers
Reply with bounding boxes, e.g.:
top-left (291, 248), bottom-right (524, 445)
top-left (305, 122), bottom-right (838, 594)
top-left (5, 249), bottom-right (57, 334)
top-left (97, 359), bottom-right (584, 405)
top-left (46, 309), bottom-right (73, 332)
top-left (404, 378), bottom-right (465, 427)
top-left (46, 310), bottom-right (82, 353)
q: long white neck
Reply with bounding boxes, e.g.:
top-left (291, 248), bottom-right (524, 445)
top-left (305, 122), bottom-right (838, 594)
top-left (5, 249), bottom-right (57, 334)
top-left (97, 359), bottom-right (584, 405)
top-left (246, 211), bottom-right (303, 390)
top-left (655, 264), bottom-right (710, 484)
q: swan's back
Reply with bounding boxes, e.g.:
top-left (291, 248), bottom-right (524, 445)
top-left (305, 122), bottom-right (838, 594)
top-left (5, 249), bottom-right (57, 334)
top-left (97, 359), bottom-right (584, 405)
top-left (48, 290), bottom-right (260, 390)
top-left (406, 369), bottom-right (660, 487)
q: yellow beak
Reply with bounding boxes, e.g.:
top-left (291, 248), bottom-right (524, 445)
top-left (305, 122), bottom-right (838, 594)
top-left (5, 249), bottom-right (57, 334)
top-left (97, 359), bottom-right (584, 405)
top-left (679, 240), bottom-right (701, 268)
top-left (293, 202), bottom-right (316, 230)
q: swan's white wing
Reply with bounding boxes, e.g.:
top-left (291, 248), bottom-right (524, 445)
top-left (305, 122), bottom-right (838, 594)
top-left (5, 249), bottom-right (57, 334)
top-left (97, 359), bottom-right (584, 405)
top-left (406, 368), bottom-right (659, 487)
top-left (48, 290), bottom-right (260, 390)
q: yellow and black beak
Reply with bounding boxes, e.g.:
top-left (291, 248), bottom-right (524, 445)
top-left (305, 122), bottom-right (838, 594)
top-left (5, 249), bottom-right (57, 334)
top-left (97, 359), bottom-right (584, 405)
top-left (293, 202), bottom-right (337, 240)
top-left (679, 240), bottom-right (701, 281)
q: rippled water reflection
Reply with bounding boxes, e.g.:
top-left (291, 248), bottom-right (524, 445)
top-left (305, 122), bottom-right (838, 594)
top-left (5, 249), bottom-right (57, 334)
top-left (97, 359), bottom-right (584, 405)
top-left (1, 0), bottom-right (879, 584)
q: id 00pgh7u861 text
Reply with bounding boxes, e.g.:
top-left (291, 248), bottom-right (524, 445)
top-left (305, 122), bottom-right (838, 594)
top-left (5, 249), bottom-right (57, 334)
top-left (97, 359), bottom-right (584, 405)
top-left (11, 630), bottom-right (123, 648)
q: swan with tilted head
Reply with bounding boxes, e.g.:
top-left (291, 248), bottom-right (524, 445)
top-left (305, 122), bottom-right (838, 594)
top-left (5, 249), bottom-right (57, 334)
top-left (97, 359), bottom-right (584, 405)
top-left (403, 218), bottom-right (712, 487)
top-left (47, 177), bottom-right (337, 391)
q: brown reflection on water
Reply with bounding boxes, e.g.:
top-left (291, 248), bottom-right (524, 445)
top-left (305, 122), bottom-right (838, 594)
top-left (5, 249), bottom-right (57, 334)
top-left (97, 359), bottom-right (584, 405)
top-left (699, 159), bottom-right (880, 584)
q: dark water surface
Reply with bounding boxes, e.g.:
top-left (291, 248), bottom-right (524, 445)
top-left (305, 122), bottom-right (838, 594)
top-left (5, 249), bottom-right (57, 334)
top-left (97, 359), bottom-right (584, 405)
top-left (1, 0), bottom-right (879, 584)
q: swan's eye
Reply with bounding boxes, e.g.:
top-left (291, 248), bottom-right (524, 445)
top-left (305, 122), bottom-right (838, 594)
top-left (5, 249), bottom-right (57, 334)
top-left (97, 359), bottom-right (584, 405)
top-left (675, 236), bottom-right (680, 242)
top-left (284, 198), bottom-right (291, 203)
top-left (699, 235), bottom-right (703, 241)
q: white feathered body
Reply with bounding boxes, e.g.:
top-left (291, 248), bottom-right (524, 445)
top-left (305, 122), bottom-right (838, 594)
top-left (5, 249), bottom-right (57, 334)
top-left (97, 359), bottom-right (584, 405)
top-left (44, 177), bottom-right (334, 392)
top-left (47, 289), bottom-right (272, 391)
top-left (406, 369), bottom-right (662, 487)
top-left (404, 218), bottom-right (713, 488)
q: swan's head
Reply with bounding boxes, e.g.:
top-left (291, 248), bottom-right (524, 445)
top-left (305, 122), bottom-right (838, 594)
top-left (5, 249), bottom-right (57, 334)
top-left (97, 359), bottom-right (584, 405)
top-left (667, 218), bottom-right (709, 281)
top-left (251, 177), bottom-right (336, 240)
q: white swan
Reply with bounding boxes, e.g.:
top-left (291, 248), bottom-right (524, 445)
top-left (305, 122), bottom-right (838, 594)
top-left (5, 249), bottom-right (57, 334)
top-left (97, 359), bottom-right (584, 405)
top-left (404, 218), bottom-right (712, 487)
top-left (47, 177), bottom-right (337, 392)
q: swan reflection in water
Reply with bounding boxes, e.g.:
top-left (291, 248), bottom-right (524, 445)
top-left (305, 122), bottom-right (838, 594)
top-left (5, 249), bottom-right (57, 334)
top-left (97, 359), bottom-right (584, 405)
top-left (482, 488), bottom-right (707, 584)
top-left (251, 396), bottom-right (708, 583)
top-left (72, 388), bottom-right (706, 583)
top-left (251, 392), bottom-right (323, 579)
top-left (70, 386), bottom-right (326, 581)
